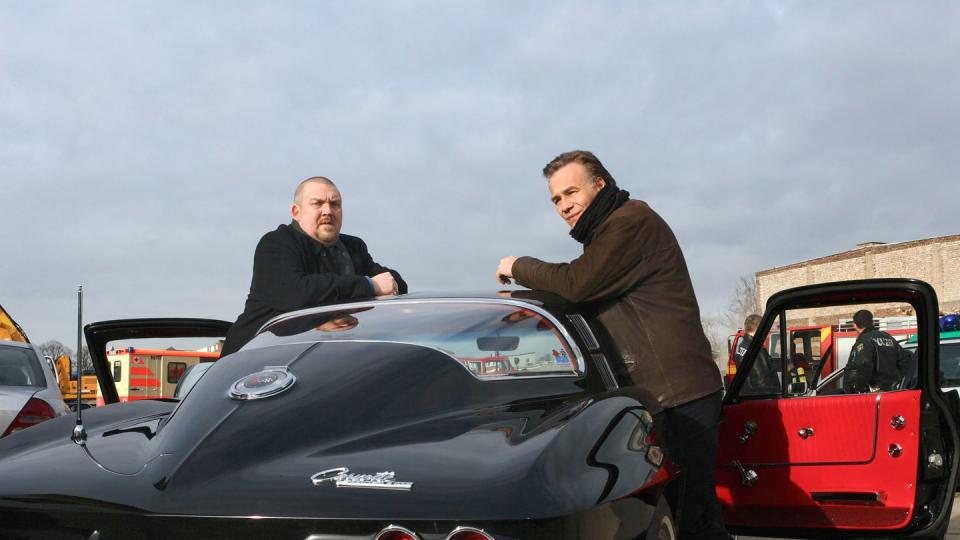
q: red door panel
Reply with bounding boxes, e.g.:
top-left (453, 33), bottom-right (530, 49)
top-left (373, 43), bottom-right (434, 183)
top-left (719, 393), bottom-right (879, 464)
top-left (718, 390), bottom-right (921, 531)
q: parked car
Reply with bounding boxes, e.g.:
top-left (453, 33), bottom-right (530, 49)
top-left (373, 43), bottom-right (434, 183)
top-left (904, 330), bottom-right (960, 396)
top-left (0, 280), bottom-right (957, 539)
top-left (0, 340), bottom-right (69, 438)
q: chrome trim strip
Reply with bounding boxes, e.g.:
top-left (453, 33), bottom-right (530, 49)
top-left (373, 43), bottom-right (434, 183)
top-left (375, 524), bottom-right (420, 539)
top-left (566, 313), bottom-right (600, 351)
top-left (446, 526), bottom-right (494, 540)
top-left (255, 297), bottom-right (587, 377)
top-left (593, 353), bottom-right (619, 390)
top-left (258, 339), bottom-right (580, 381)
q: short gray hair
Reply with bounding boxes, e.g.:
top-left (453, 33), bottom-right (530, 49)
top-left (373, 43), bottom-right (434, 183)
top-left (294, 176), bottom-right (337, 205)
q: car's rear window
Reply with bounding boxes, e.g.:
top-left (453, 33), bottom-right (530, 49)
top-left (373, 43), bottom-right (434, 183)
top-left (0, 345), bottom-right (45, 387)
top-left (250, 301), bottom-right (582, 378)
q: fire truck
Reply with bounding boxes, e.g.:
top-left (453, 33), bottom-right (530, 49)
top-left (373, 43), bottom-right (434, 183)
top-left (96, 347), bottom-right (219, 406)
top-left (726, 316), bottom-right (917, 387)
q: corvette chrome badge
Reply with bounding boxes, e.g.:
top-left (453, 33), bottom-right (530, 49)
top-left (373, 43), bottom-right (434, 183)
top-left (228, 366), bottom-right (296, 400)
top-left (310, 467), bottom-right (413, 491)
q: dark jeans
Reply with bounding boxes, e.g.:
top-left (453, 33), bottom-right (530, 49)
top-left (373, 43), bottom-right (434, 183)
top-left (653, 390), bottom-right (730, 540)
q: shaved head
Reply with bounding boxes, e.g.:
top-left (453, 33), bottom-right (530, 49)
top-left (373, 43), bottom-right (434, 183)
top-left (294, 176), bottom-right (337, 205)
top-left (291, 177), bottom-right (343, 245)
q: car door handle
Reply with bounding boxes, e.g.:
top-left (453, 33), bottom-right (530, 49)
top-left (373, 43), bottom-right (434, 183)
top-left (798, 427), bottom-right (815, 439)
top-left (732, 460), bottom-right (758, 487)
top-left (130, 387), bottom-right (142, 391)
top-left (739, 421), bottom-right (758, 444)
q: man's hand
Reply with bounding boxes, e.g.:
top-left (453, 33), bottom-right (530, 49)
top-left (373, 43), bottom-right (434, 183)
top-left (496, 256), bottom-right (518, 285)
top-left (371, 272), bottom-right (399, 295)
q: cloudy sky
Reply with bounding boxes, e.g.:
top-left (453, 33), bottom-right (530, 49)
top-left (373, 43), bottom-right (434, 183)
top-left (2, 1), bottom-right (958, 346)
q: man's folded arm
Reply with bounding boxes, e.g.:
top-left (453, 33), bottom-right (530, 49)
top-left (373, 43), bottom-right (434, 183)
top-left (513, 215), bottom-right (652, 303)
top-left (252, 238), bottom-right (374, 311)
top-left (356, 240), bottom-right (409, 294)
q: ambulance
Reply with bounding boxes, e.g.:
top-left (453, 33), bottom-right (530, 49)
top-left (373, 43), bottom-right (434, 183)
top-left (97, 347), bottom-right (219, 405)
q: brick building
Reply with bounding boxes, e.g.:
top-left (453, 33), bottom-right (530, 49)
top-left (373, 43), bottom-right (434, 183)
top-left (756, 234), bottom-right (960, 326)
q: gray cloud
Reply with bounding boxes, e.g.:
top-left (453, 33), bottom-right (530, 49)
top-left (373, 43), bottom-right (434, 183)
top-left (1, 1), bottom-right (957, 343)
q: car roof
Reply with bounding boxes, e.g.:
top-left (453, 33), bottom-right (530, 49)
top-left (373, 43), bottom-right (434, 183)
top-left (261, 290), bottom-right (579, 330)
top-left (351, 290), bottom-right (573, 309)
top-left (905, 330), bottom-right (960, 345)
top-left (0, 340), bottom-right (32, 351)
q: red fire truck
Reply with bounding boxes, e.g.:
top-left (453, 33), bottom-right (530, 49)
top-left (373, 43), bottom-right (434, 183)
top-left (726, 317), bottom-right (917, 387)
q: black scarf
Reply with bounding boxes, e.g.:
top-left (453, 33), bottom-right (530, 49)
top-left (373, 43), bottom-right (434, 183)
top-left (569, 184), bottom-right (631, 245)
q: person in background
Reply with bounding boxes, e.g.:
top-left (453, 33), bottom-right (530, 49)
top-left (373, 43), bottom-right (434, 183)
top-left (843, 309), bottom-right (903, 393)
top-left (735, 314), bottom-right (781, 394)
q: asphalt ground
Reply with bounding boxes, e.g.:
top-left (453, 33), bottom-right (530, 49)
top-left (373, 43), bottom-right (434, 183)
top-left (739, 493), bottom-right (960, 539)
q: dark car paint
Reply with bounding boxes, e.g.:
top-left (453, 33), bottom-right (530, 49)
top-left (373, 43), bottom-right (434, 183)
top-left (1, 282), bottom-right (957, 539)
top-left (0, 293), bottom-right (669, 539)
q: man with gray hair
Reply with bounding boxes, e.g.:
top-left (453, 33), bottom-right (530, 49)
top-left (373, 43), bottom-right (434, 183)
top-left (221, 176), bottom-right (406, 355)
top-left (496, 150), bottom-right (728, 539)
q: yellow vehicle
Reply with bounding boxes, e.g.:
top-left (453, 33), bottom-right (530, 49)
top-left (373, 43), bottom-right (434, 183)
top-left (54, 354), bottom-right (98, 410)
top-left (0, 304), bottom-right (28, 343)
top-left (98, 347), bottom-right (219, 406)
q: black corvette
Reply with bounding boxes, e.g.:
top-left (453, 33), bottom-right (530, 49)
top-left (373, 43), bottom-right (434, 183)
top-left (0, 280), bottom-right (957, 539)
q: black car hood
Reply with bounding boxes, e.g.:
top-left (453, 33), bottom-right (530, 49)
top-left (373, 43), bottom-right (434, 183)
top-left (0, 340), bottom-right (645, 520)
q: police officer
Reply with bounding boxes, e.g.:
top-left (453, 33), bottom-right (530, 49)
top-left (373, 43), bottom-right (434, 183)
top-left (736, 314), bottom-right (780, 394)
top-left (843, 309), bottom-right (904, 393)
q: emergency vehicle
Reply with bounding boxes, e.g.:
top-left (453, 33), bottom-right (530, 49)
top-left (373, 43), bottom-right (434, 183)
top-left (97, 347), bottom-right (219, 406)
top-left (726, 316), bottom-right (917, 388)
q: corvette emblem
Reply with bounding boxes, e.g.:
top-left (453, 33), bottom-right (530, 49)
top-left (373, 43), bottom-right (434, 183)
top-left (310, 467), bottom-right (413, 491)
top-left (228, 366), bottom-right (296, 400)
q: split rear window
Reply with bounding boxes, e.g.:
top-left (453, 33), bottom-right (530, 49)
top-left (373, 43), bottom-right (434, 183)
top-left (250, 301), bottom-right (581, 379)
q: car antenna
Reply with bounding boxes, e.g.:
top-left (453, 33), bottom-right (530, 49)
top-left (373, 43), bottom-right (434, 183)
top-left (71, 285), bottom-right (87, 446)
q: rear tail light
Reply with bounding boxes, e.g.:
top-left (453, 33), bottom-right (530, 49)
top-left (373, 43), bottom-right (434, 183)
top-left (2, 397), bottom-right (56, 437)
top-left (375, 525), bottom-right (419, 540)
top-left (446, 527), bottom-right (494, 540)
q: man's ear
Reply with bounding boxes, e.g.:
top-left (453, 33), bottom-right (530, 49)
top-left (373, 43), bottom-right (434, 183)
top-left (595, 178), bottom-right (606, 190)
top-left (291, 203), bottom-right (301, 220)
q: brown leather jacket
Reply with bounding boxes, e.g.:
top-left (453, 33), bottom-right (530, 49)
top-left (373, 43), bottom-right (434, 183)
top-left (513, 200), bottom-right (721, 413)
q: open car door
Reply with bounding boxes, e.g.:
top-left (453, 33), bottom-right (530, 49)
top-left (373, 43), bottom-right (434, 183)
top-left (718, 279), bottom-right (959, 538)
top-left (85, 318), bottom-right (231, 405)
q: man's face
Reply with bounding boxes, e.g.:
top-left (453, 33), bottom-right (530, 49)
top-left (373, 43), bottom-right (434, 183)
top-left (291, 181), bottom-right (343, 245)
top-left (548, 162), bottom-right (606, 227)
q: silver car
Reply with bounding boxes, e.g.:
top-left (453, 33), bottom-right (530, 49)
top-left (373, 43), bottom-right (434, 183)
top-left (0, 340), bottom-right (69, 438)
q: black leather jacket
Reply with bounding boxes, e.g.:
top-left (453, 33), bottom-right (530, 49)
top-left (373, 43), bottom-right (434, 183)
top-left (735, 333), bottom-right (781, 394)
top-left (844, 328), bottom-right (903, 392)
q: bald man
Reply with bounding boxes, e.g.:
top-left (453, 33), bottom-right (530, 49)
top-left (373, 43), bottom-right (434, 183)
top-left (221, 176), bottom-right (406, 355)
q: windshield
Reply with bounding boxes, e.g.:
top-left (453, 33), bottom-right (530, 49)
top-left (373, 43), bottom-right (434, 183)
top-left (0, 344), bottom-right (45, 387)
top-left (248, 300), bottom-right (581, 378)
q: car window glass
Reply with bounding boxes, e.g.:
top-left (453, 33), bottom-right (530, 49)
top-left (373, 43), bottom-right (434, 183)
top-left (739, 314), bottom-right (784, 398)
top-left (938, 342), bottom-right (960, 388)
top-left (101, 338), bottom-right (221, 404)
top-left (743, 300), bottom-right (917, 400)
top-left (0, 345), bottom-right (45, 387)
top-left (252, 301), bottom-right (581, 378)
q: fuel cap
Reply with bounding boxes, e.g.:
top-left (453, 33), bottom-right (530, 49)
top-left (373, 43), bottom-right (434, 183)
top-left (229, 366), bottom-right (296, 400)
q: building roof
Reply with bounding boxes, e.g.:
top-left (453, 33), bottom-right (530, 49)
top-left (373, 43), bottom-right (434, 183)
top-left (757, 234), bottom-right (960, 277)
